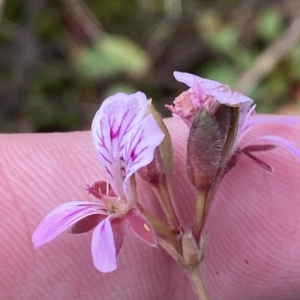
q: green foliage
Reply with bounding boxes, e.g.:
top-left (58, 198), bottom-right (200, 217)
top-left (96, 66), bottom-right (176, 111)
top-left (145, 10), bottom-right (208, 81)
top-left (75, 35), bottom-right (151, 80)
top-left (288, 45), bottom-right (300, 79)
top-left (198, 10), bottom-right (239, 54)
top-left (256, 8), bottom-right (283, 41)
top-left (103, 83), bottom-right (136, 98)
top-left (1, 1), bottom-right (300, 132)
top-left (201, 62), bottom-right (237, 87)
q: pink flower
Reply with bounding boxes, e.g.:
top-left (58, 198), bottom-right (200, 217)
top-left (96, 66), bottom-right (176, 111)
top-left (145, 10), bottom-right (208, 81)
top-left (166, 71), bottom-right (253, 127)
top-left (168, 71), bottom-right (300, 171)
top-left (32, 92), bottom-right (165, 272)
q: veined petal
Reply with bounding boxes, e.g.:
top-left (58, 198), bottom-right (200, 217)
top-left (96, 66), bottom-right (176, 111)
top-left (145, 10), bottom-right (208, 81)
top-left (32, 201), bottom-right (106, 248)
top-left (230, 102), bottom-right (255, 155)
top-left (122, 114), bottom-right (165, 199)
top-left (92, 92), bottom-right (149, 196)
top-left (126, 208), bottom-right (157, 247)
top-left (91, 217), bottom-right (117, 272)
top-left (246, 135), bottom-right (300, 161)
top-left (236, 102), bottom-right (254, 137)
top-left (174, 71), bottom-right (253, 106)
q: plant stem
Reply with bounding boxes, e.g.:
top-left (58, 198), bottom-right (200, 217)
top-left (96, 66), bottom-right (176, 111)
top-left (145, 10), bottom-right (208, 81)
top-left (187, 266), bottom-right (209, 300)
top-left (152, 180), bottom-right (179, 228)
top-left (194, 191), bottom-right (206, 240)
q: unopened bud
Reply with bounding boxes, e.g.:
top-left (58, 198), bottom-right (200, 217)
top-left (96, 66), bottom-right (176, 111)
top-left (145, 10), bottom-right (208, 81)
top-left (187, 104), bottom-right (239, 192)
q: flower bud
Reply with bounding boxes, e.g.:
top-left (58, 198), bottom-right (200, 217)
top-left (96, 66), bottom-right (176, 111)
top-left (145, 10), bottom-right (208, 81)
top-left (187, 104), bottom-right (239, 192)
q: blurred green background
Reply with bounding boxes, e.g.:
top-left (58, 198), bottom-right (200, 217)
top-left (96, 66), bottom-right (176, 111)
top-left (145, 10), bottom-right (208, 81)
top-left (1, 0), bottom-right (300, 133)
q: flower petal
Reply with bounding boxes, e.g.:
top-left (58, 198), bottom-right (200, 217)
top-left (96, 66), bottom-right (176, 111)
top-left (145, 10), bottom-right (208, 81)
top-left (235, 101), bottom-right (254, 140)
top-left (91, 217), bottom-right (117, 272)
top-left (174, 71), bottom-right (254, 106)
top-left (32, 201), bottom-right (105, 248)
top-left (69, 214), bottom-right (106, 234)
top-left (92, 92), bottom-right (150, 196)
top-left (111, 218), bottom-right (126, 255)
top-left (122, 114), bottom-right (165, 199)
top-left (246, 135), bottom-right (300, 161)
top-left (126, 208), bottom-right (157, 247)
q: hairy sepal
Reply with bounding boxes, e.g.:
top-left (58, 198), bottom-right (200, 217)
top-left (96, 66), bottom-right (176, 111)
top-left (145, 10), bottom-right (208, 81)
top-left (187, 105), bottom-right (239, 192)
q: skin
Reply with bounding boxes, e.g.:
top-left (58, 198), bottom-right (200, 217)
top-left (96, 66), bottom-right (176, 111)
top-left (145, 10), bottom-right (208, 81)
top-left (1, 117), bottom-right (300, 300)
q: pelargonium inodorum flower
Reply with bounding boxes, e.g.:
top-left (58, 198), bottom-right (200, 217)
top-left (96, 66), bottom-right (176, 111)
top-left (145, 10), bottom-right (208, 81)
top-left (167, 71), bottom-right (300, 187)
top-left (32, 92), bottom-right (165, 272)
top-left (166, 71), bottom-right (253, 192)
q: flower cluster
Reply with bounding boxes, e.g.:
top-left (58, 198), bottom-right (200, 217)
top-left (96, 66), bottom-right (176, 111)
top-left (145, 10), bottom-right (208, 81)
top-left (32, 71), bottom-right (300, 274)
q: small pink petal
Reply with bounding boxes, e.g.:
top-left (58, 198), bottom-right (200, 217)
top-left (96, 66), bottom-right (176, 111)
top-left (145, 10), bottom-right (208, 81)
top-left (111, 218), bottom-right (126, 255)
top-left (32, 201), bottom-right (106, 248)
top-left (91, 217), bottom-right (117, 272)
top-left (174, 71), bottom-right (253, 106)
top-left (165, 101), bottom-right (196, 128)
top-left (165, 83), bottom-right (208, 127)
top-left (166, 90), bottom-right (195, 117)
top-left (69, 214), bottom-right (106, 234)
top-left (126, 208), bottom-right (157, 247)
top-left (248, 135), bottom-right (300, 161)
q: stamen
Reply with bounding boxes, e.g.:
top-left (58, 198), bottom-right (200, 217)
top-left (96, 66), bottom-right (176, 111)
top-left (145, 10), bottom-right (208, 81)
top-left (105, 181), bottom-right (110, 196)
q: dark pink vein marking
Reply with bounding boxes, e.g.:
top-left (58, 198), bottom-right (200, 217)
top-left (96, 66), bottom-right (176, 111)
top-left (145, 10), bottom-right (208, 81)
top-left (126, 127), bottom-right (149, 164)
top-left (99, 152), bottom-right (112, 164)
top-left (97, 131), bottom-right (110, 154)
top-left (105, 166), bottom-right (113, 178)
top-left (117, 110), bottom-right (136, 148)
